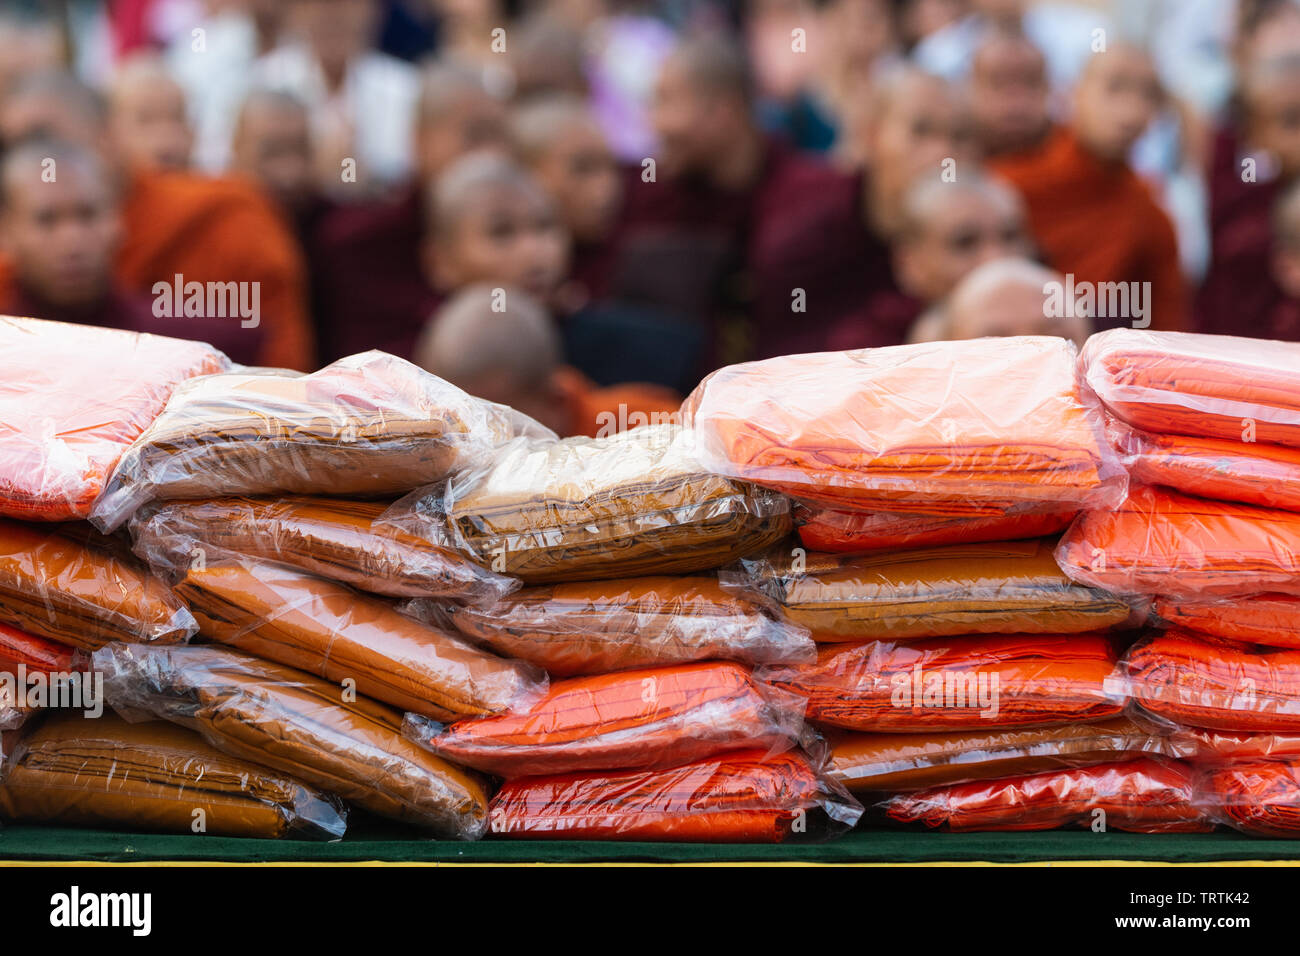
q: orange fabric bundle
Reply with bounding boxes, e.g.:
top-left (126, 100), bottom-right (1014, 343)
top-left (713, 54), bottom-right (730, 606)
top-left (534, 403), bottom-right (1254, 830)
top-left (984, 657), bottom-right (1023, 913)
top-left (827, 718), bottom-right (1180, 794)
top-left (1056, 485), bottom-right (1300, 598)
top-left (797, 504), bottom-right (1074, 553)
top-left (0, 316), bottom-right (227, 521)
top-left (1171, 727), bottom-right (1300, 764)
top-left (1111, 421), bottom-right (1300, 512)
top-left (487, 749), bottom-right (862, 842)
top-left (0, 622), bottom-right (75, 675)
top-left (762, 634), bottom-right (1124, 732)
top-left (1124, 631), bottom-right (1300, 732)
top-left (1154, 594), bottom-right (1300, 648)
top-left (682, 337), bottom-right (1124, 515)
top-left (1202, 760), bottom-right (1300, 837)
top-left (882, 757), bottom-right (1208, 832)
top-left (409, 661), bottom-right (805, 777)
top-left (1084, 328), bottom-right (1300, 448)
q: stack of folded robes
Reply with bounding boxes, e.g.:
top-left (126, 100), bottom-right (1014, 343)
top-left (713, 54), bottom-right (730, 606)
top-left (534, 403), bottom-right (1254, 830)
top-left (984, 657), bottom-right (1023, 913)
top-left (0, 622), bottom-right (77, 730)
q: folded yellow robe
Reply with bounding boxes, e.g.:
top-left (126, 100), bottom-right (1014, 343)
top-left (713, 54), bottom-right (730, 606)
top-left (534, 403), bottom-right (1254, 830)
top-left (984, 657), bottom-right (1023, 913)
top-left (92, 643), bottom-right (491, 836)
top-left (0, 710), bottom-right (346, 839)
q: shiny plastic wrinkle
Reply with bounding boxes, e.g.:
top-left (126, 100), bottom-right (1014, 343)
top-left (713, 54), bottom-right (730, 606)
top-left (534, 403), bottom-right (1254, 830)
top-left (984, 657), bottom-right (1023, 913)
top-left (796, 504), bottom-right (1075, 553)
top-left (1153, 594), bottom-right (1300, 648)
top-left (0, 316), bottom-right (228, 521)
top-left (1201, 760), bottom-right (1300, 837)
top-left (681, 337), bottom-right (1125, 514)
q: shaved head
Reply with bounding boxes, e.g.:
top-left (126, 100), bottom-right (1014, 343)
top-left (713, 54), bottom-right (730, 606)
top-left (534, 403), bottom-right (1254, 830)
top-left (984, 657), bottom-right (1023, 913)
top-left (0, 70), bottom-right (106, 150)
top-left (943, 257), bottom-right (1090, 347)
top-left (108, 54), bottom-right (192, 172)
top-left (414, 61), bottom-right (510, 181)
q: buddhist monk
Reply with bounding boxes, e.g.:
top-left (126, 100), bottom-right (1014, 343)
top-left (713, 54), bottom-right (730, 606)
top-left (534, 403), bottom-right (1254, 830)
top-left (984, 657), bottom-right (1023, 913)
top-left (989, 44), bottom-right (1188, 332)
top-left (229, 88), bottom-right (317, 220)
top-left (969, 27), bottom-right (1052, 158)
top-left (106, 55), bottom-right (195, 174)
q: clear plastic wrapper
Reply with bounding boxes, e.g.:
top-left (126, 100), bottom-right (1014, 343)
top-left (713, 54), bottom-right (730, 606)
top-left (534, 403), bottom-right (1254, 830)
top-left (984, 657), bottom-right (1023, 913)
top-left (1123, 631), bottom-right (1300, 733)
top-left (416, 574), bottom-right (815, 677)
top-left (1056, 485), bottom-right (1300, 599)
top-left (0, 519), bottom-right (196, 651)
top-left (760, 634), bottom-right (1126, 732)
top-left (487, 749), bottom-right (863, 842)
top-left (404, 661), bottom-right (807, 777)
top-left (91, 351), bottom-right (552, 531)
top-left (383, 423), bottom-right (792, 584)
top-left (132, 496), bottom-right (517, 603)
top-left (1109, 419), bottom-right (1300, 512)
top-left (0, 316), bottom-right (229, 521)
top-left (0, 710), bottom-right (346, 840)
top-left (681, 336), bottom-right (1126, 515)
top-left (734, 538), bottom-right (1136, 641)
top-left (1171, 727), bottom-right (1300, 764)
top-left (93, 643), bottom-right (491, 837)
top-left (796, 503), bottom-right (1076, 553)
top-left (158, 545), bottom-right (545, 721)
top-left (827, 718), bottom-right (1184, 794)
top-left (1152, 593), bottom-right (1300, 649)
top-left (880, 757), bottom-right (1209, 832)
top-left (0, 622), bottom-right (81, 733)
top-left (1199, 760), bottom-right (1300, 837)
top-left (1083, 327), bottom-right (1300, 448)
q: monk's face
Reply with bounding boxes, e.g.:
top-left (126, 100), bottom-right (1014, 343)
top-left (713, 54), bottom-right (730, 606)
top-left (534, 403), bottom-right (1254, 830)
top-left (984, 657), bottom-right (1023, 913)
top-left (651, 58), bottom-right (738, 178)
top-left (530, 118), bottom-right (622, 244)
top-left (433, 185), bottom-right (569, 300)
top-left (896, 189), bottom-right (1030, 304)
top-left (870, 76), bottom-right (975, 199)
top-left (970, 37), bottom-right (1050, 156)
top-left (1247, 72), bottom-right (1300, 179)
top-left (0, 157), bottom-right (120, 308)
top-left (233, 101), bottom-right (314, 213)
top-left (1073, 48), bottom-right (1162, 162)
top-left (417, 92), bottom-right (510, 182)
top-left (109, 77), bottom-right (193, 173)
top-left (289, 0), bottom-right (379, 76)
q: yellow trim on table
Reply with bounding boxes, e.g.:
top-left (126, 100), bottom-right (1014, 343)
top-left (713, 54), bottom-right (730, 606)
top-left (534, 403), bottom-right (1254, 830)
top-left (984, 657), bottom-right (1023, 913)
top-left (1, 859), bottom-right (1297, 867)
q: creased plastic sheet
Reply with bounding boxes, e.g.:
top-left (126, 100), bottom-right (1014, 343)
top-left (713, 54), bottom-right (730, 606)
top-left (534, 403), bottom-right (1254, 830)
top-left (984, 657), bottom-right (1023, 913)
top-left (1153, 593), bottom-right (1300, 648)
top-left (1200, 760), bottom-right (1300, 837)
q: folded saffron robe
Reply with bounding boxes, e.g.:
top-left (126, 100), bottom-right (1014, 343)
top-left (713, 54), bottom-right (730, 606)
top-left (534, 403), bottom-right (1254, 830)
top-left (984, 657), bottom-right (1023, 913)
top-left (1153, 594), bottom-right (1300, 648)
top-left (796, 504), bottom-right (1074, 553)
top-left (1202, 760), bottom-right (1300, 837)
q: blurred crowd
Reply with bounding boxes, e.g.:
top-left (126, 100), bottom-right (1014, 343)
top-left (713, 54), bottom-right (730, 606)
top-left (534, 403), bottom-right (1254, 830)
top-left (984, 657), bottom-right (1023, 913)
top-left (1, 0), bottom-right (1298, 437)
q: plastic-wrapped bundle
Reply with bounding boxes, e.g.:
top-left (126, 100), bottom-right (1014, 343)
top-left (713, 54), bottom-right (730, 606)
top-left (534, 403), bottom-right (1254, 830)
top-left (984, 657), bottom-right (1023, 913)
top-left (1172, 727), bottom-right (1300, 763)
top-left (1201, 760), bottom-right (1300, 837)
top-left (1110, 421), bottom-right (1300, 512)
top-left (1083, 328), bottom-right (1300, 447)
top-left (94, 643), bottom-right (491, 837)
top-left (386, 424), bottom-right (791, 584)
top-left (91, 351), bottom-right (549, 531)
top-left (1056, 485), bottom-right (1300, 599)
top-left (426, 575), bottom-right (814, 676)
top-left (405, 661), bottom-right (806, 777)
top-left (487, 749), bottom-right (862, 842)
top-left (740, 538), bottom-right (1134, 641)
top-left (681, 337), bottom-right (1125, 515)
top-left (1153, 594), bottom-right (1300, 648)
top-left (1123, 631), bottom-right (1300, 732)
top-left (881, 757), bottom-right (1208, 832)
top-left (0, 519), bottom-right (196, 650)
top-left (0, 711), bottom-right (346, 839)
top-left (165, 550), bottom-right (545, 720)
top-left (0, 316), bottom-right (228, 521)
top-left (761, 634), bottom-right (1125, 732)
top-left (796, 504), bottom-right (1075, 554)
top-left (0, 623), bottom-right (79, 731)
top-left (132, 496), bottom-right (516, 603)
top-left (826, 718), bottom-right (1183, 794)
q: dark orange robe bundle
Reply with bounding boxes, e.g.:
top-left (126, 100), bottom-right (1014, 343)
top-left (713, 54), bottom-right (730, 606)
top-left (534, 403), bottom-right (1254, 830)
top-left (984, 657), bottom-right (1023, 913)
top-left (1154, 594), bottom-right (1300, 648)
top-left (487, 749), bottom-right (862, 842)
top-left (1083, 328), bottom-right (1300, 447)
top-left (882, 757), bottom-right (1208, 832)
top-left (761, 634), bottom-right (1124, 732)
top-left (1124, 631), bottom-right (1300, 732)
top-left (411, 661), bottom-right (805, 777)
top-left (1056, 485), bottom-right (1300, 598)
top-left (0, 316), bottom-right (228, 521)
top-left (796, 504), bottom-right (1075, 554)
top-left (1171, 727), bottom-right (1300, 764)
top-left (0, 622), bottom-right (75, 674)
top-left (681, 337), bottom-right (1124, 515)
top-left (1202, 760), bottom-right (1300, 837)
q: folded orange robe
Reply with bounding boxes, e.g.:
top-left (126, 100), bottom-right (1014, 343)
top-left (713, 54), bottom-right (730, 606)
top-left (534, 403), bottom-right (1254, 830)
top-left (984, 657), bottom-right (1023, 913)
top-left (438, 575), bottom-right (813, 676)
top-left (0, 622), bottom-right (75, 674)
top-left (749, 538), bottom-right (1133, 641)
top-left (1111, 420), bottom-right (1300, 512)
top-left (762, 634), bottom-right (1124, 732)
top-left (681, 337), bottom-right (1124, 515)
top-left (1171, 727), bottom-right (1300, 763)
top-left (1084, 328), bottom-right (1300, 448)
top-left (797, 504), bottom-right (1075, 553)
top-left (1202, 760), bottom-right (1300, 837)
top-left (133, 496), bottom-right (515, 602)
top-left (882, 757), bottom-right (1208, 832)
top-left (0, 519), bottom-right (196, 651)
top-left (487, 749), bottom-right (863, 842)
top-left (827, 718), bottom-right (1180, 794)
top-left (91, 351), bottom-right (542, 531)
top-left (1125, 631), bottom-right (1300, 732)
top-left (1154, 594), bottom-right (1300, 648)
top-left (1056, 485), bottom-right (1300, 598)
top-left (93, 643), bottom-right (491, 836)
top-left (0, 711), bottom-right (346, 839)
top-left (0, 316), bottom-right (228, 521)
top-left (411, 661), bottom-right (805, 777)
top-left (171, 553), bottom-right (545, 721)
